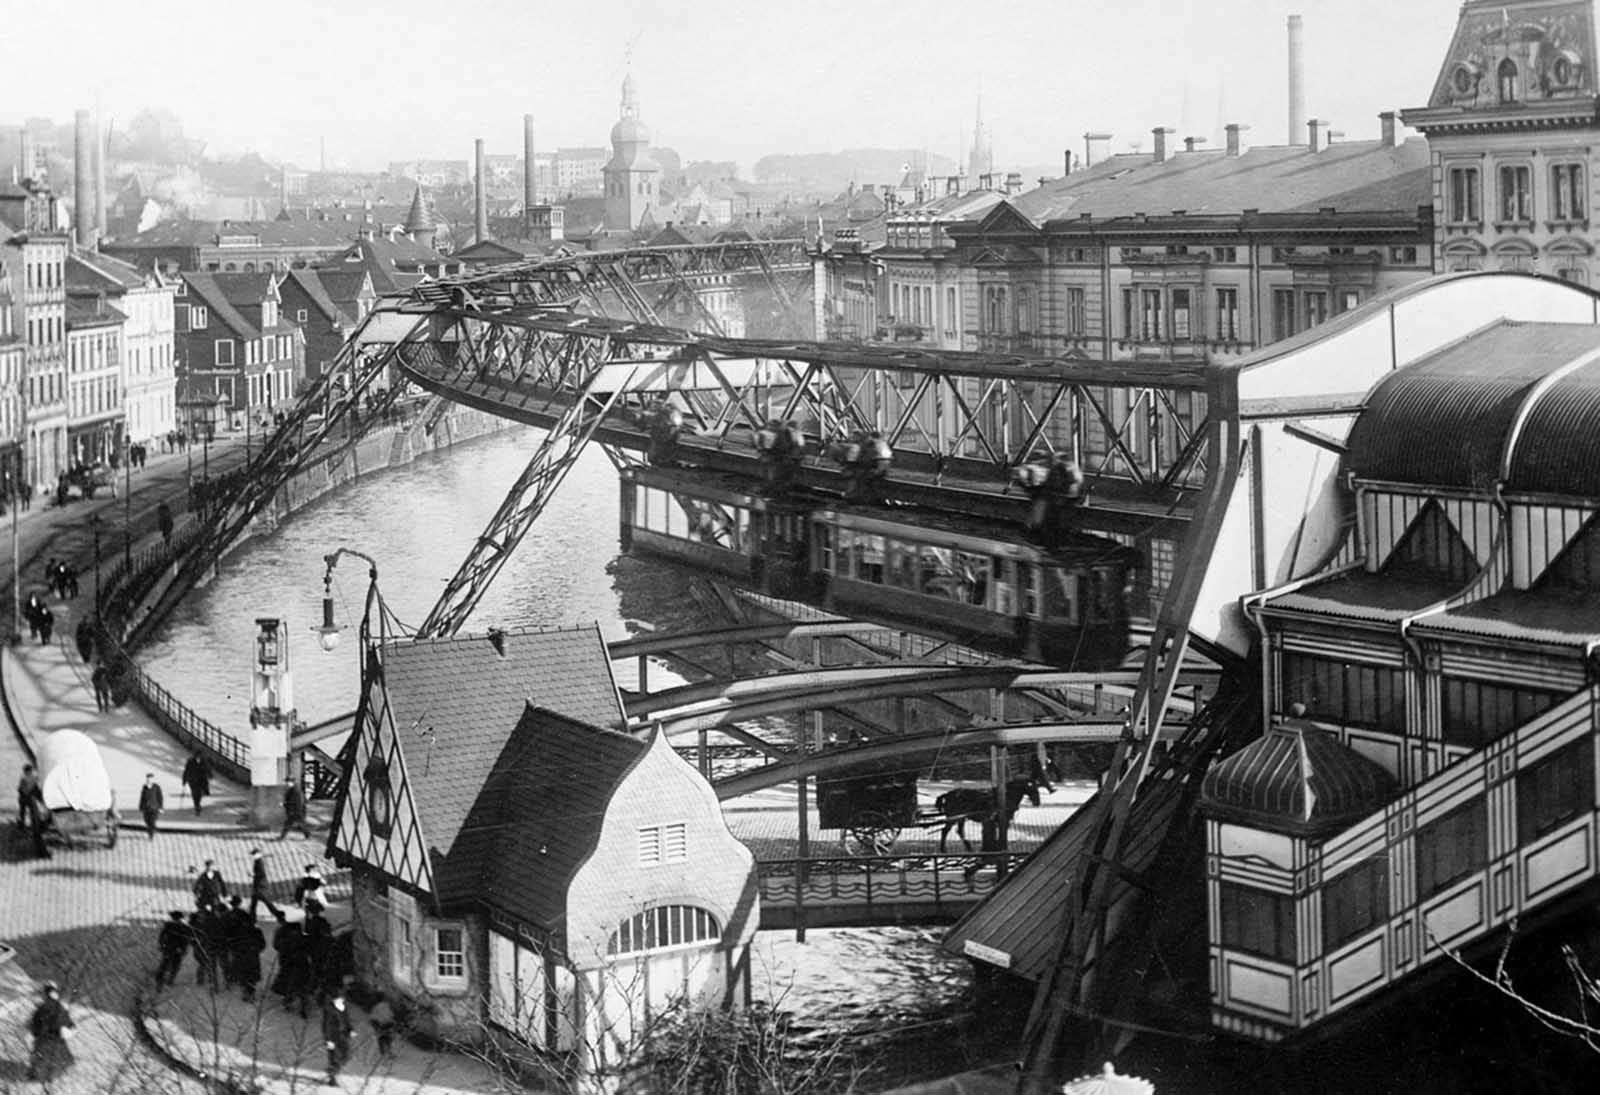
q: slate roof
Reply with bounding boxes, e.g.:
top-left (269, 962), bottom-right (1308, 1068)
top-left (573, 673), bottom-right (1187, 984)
top-left (379, 624), bottom-right (627, 920)
top-left (109, 218), bottom-right (359, 249)
top-left (994, 137), bottom-right (1431, 228)
top-left (448, 706), bottom-right (647, 941)
top-left (180, 272), bottom-right (293, 339)
top-left (282, 269), bottom-right (352, 328)
top-left (1201, 722), bottom-right (1397, 838)
top-left (64, 297), bottom-right (126, 329)
top-left (66, 251), bottom-right (148, 292)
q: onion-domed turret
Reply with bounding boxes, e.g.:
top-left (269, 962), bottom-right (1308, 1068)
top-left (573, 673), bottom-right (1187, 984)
top-left (604, 68), bottom-right (660, 231)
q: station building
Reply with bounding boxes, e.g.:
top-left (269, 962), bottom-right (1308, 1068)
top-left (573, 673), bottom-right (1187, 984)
top-left (329, 625), bottom-right (759, 1072)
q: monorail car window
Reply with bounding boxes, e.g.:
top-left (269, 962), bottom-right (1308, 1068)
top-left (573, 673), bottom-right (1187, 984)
top-left (1042, 566), bottom-right (1081, 625)
top-left (817, 524), bottom-right (835, 571)
top-left (855, 534), bottom-right (887, 583)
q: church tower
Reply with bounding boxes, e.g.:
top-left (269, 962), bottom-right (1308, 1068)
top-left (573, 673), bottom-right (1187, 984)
top-left (604, 72), bottom-right (660, 231)
top-left (1402, 0), bottom-right (1600, 282)
top-left (403, 184), bottom-right (437, 251)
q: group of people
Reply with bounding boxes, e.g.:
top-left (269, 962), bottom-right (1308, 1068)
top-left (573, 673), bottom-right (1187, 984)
top-left (43, 557), bottom-right (80, 600)
top-left (756, 418), bottom-right (809, 490)
top-left (23, 591), bottom-right (53, 644)
top-left (832, 430), bottom-right (894, 500)
top-left (150, 852), bottom-right (386, 1084)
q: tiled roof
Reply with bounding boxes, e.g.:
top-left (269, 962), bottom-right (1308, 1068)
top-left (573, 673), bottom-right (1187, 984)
top-left (282, 270), bottom-right (347, 326)
top-left (379, 625), bottom-right (627, 916)
top-left (1201, 722), bottom-right (1396, 837)
top-left (109, 218), bottom-right (359, 250)
top-left (1346, 321), bottom-right (1600, 490)
top-left (448, 706), bottom-right (646, 941)
top-left (1002, 138), bottom-right (1431, 227)
top-left (180, 273), bottom-right (258, 338)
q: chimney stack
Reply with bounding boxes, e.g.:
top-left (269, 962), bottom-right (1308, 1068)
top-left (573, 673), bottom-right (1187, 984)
top-left (1308, 119), bottom-right (1328, 152)
top-left (19, 128), bottom-right (35, 184)
top-left (1004, 172), bottom-right (1024, 195)
top-left (1225, 123), bottom-right (1249, 157)
top-left (93, 111), bottom-right (106, 238)
top-left (1064, 149), bottom-right (1073, 176)
top-left (1083, 132), bottom-right (1112, 168)
top-left (1184, 136), bottom-right (1207, 153)
top-left (1380, 111), bottom-right (1399, 147)
top-left (1288, 14), bottom-right (1307, 146)
top-left (523, 113), bottom-right (537, 213)
top-left (474, 137), bottom-right (489, 243)
top-left (73, 109), bottom-right (95, 249)
top-left (1152, 127), bottom-right (1175, 163)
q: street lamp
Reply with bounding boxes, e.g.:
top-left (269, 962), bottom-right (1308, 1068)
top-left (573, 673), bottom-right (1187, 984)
top-left (312, 547), bottom-right (388, 654)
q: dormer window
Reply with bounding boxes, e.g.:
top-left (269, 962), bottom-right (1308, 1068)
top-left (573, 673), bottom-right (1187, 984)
top-left (1498, 59), bottom-right (1520, 104)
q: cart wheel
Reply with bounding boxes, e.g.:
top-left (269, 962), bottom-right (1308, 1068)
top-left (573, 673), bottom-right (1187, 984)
top-left (845, 811), bottom-right (901, 856)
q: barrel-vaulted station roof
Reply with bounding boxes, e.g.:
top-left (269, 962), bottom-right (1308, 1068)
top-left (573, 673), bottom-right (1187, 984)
top-left (1345, 319), bottom-right (1600, 496)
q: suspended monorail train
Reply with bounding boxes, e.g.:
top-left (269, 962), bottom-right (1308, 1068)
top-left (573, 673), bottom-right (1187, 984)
top-left (618, 465), bottom-right (1140, 670)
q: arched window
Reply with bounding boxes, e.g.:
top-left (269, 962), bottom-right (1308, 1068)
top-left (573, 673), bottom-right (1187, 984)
top-left (607, 905), bottom-right (720, 957)
top-left (1498, 59), bottom-right (1520, 103)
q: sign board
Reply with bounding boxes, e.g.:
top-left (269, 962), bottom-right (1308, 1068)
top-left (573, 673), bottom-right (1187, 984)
top-left (963, 940), bottom-right (1012, 969)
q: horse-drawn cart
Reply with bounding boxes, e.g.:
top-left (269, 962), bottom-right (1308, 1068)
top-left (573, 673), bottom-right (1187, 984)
top-left (35, 729), bottom-right (119, 850)
top-left (817, 770), bottom-right (1042, 856)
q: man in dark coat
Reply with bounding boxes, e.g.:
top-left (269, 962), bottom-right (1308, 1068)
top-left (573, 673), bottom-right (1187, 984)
top-left (279, 778), bottom-right (310, 839)
top-left (221, 895), bottom-right (251, 989)
top-left (181, 752), bottom-right (211, 814)
top-left (16, 763), bottom-right (42, 833)
top-left (248, 847), bottom-right (280, 919)
top-left (293, 863), bottom-right (326, 914)
top-left (138, 774), bottom-right (164, 839)
top-left (191, 904), bottom-right (222, 990)
top-left (155, 910), bottom-right (191, 987)
top-left (91, 663), bottom-right (112, 711)
top-left (322, 988), bottom-right (355, 1085)
top-left (192, 858), bottom-right (228, 910)
top-left (233, 909), bottom-right (266, 1002)
top-left (272, 914), bottom-right (313, 1018)
top-left (157, 500), bottom-right (174, 547)
top-left (74, 617), bottom-right (94, 663)
top-left (27, 982), bottom-right (74, 1082)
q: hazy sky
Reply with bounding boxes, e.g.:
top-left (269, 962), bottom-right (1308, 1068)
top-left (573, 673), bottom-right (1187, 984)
top-left (9, 0), bottom-right (1469, 173)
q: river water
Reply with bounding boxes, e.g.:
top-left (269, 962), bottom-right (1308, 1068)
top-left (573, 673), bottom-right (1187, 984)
top-left (139, 425), bottom-right (993, 1086)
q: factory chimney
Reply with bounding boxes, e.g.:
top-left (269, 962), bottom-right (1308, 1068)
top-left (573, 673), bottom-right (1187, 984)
top-left (19, 128), bottom-right (35, 184)
top-left (73, 109), bottom-right (96, 249)
top-left (475, 137), bottom-right (489, 243)
top-left (523, 113), bottom-right (537, 214)
top-left (1288, 14), bottom-right (1307, 146)
top-left (94, 112), bottom-right (107, 238)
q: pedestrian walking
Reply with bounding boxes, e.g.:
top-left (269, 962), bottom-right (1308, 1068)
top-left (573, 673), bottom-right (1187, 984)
top-left (43, 558), bottom-right (58, 597)
top-left (304, 909), bottom-right (336, 996)
top-left (181, 751), bottom-right (211, 814)
top-left (279, 778), bottom-right (311, 839)
top-left (193, 858), bottom-right (228, 911)
top-left (16, 763), bottom-right (42, 833)
top-left (322, 989), bottom-right (354, 1085)
top-left (26, 982), bottom-right (74, 1082)
top-left (91, 663), bottom-right (113, 711)
top-left (272, 914), bottom-right (313, 1018)
top-left (155, 910), bottom-right (191, 987)
top-left (74, 617), bottom-right (94, 663)
top-left (248, 847), bottom-right (280, 919)
top-left (63, 564), bottom-right (78, 599)
top-left (36, 602), bottom-right (53, 644)
top-left (138, 773), bottom-right (164, 839)
top-left (157, 500), bottom-right (174, 547)
top-left (293, 863), bottom-right (326, 914)
top-left (369, 996), bottom-right (397, 1056)
top-left (221, 895), bottom-right (251, 989)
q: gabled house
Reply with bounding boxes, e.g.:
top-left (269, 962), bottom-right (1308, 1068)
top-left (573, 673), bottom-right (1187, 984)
top-left (65, 251), bottom-right (178, 450)
top-left (317, 237), bottom-right (464, 295)
top-left (174, 272), bottom-right (305, 424)
top-left (277, 268), bottom-right (377, 382)
top-left (330, 624), bottom-right (758, 1071)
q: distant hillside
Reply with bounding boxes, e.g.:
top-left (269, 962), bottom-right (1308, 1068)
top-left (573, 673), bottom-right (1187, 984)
top-left (753, 149), bottom-right (960, 193)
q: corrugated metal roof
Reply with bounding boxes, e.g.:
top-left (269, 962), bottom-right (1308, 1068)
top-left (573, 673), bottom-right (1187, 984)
top-left (1345, 321), bottom-right (1600, 488)
top-left (1505, 356), bottom-right (1600, 497)
top-left (1200, 723), bottom-right (1396, 837)
top-left (1409, 587), bottom-right (1600, 647)
top-left (1261, 571), bottom-right (1457, 624)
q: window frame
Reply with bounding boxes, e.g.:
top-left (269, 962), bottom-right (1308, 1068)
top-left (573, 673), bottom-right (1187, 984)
top-left (1447, 165), bottom-right (1482, 226)
top-left (214, 339), bottom-right (234, 366)
top-left (1214, 287), bottom-right (1239, 341)
top-left (1416, 799), bottom-right (1488, 901)
top-left (1219, 883), bottom-right (1295, 963)
top-left (1322, 857), bottom-right (1388, 951)
top-left (1516, 737), bottom-right (1594, 845)
top-left (428, 922), bottom-right (469, 989)
top-left (1550, 162), bottom-right (1586, 223)
top-left (1497, 162), bottom-right (1534, 225)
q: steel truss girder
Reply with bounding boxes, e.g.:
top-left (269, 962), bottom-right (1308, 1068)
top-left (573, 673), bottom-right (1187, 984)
top-left (137, 305), bottom-right (429, 642)
top-left (396, 314), bottom-right (1211, 491)
top-left (416, 324), bottom-right (637, 638)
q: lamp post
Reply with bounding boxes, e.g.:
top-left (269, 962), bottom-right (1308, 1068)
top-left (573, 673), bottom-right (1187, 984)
top-left (308, 547), bottom-right (388, 795)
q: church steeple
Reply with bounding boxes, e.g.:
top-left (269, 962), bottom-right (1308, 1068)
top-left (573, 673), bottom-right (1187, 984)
top-left (604, 68), bottom-right (660, 231)
top-left (404, 184), bottom-right (437, 251)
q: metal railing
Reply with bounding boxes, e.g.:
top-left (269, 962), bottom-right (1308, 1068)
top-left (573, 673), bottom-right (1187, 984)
top-left (756, 850), bottom-right (1029, 922)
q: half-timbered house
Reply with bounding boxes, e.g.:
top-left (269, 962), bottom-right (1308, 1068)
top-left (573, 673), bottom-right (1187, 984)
top-left (329, 624), bottom-right (759, 1069)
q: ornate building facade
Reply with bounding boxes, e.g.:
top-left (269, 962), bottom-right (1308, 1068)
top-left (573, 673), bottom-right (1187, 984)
top-left (1403, 0), bottom-right (1600, 282)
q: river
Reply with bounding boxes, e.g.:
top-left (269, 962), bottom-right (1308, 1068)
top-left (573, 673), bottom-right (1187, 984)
top-left (138, 425), bottom-right (993, 1086)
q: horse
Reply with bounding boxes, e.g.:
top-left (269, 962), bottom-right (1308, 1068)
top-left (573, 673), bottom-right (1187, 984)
top-left (934, 779), bottom-right (1042, 853)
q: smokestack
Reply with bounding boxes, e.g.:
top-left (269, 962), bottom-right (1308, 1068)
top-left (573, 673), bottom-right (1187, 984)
top-left (93, 112), bottom-right (106, 238)
top-left (523, 113), bottom-right (537, 213)
top-left (474, 137), bottom-right (488, 243)
top-left (1063, 149), bottom-right (1073, 176)
top-left (19, 128), bottom-right (35, 184)
top-left (1288, 14), bottom-right (1307, 146)
top-left (73, 109), bottom-right (95, 249)
top-left (1225, 123), bottom-right (1249, 157)
top-left (1380, 111), bottom-right (1399, 147)
top-left (1152, 127), bottom-right (1175, 164)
